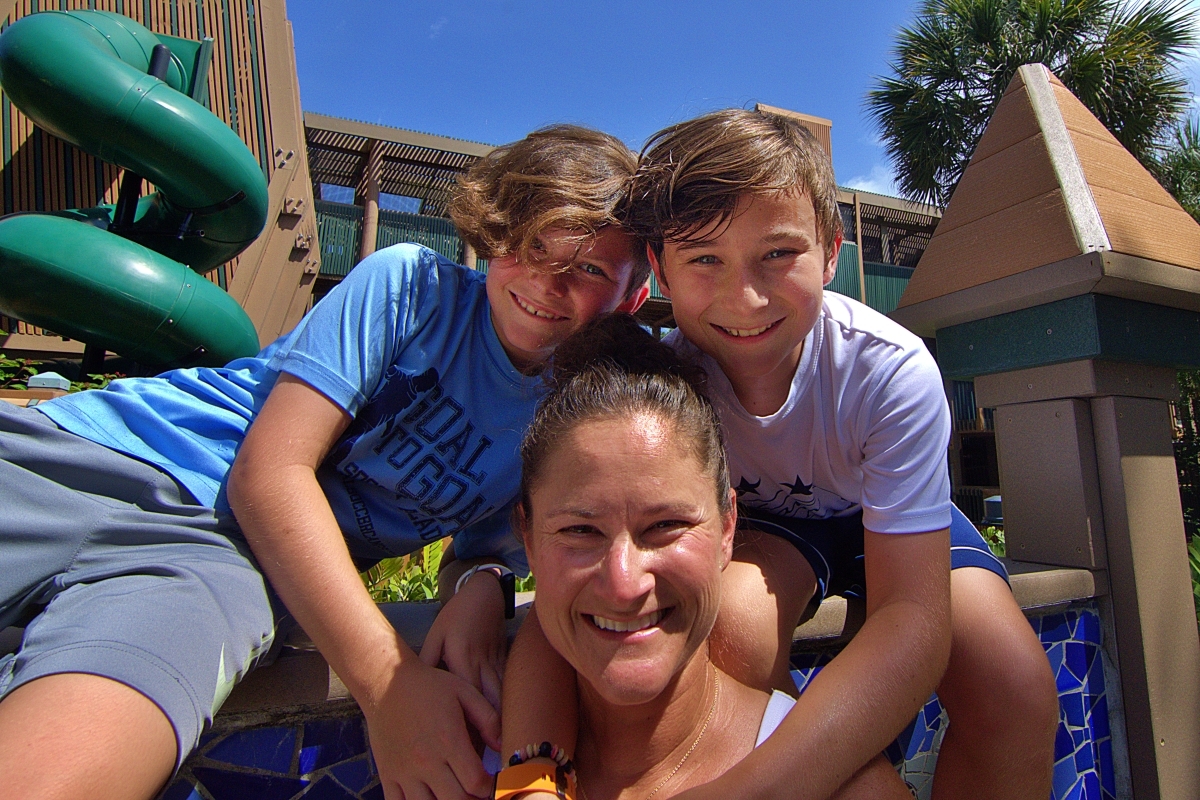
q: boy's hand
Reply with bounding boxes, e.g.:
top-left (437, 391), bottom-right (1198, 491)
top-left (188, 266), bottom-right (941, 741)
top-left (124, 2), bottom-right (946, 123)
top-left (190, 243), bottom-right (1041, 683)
top-left (421, 569), bottom-right (508, 710)
top-left (365, 655), bottom-right (500, 800)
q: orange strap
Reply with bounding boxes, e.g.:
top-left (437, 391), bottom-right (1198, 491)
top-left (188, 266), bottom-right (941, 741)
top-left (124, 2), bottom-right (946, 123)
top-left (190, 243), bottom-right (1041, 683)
top-left (493, 761), bottom-right (577, 800)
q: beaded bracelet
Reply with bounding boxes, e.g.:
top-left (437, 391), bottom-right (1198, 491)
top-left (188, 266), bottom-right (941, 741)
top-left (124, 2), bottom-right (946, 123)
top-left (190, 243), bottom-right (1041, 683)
top-left (509, 740), bottom-right (573, 772)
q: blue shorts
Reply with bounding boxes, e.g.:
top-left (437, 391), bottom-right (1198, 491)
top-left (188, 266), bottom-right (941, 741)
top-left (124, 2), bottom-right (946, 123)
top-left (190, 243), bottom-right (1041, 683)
top-left (0, 402), bottom-right (281, 769)
top-left (738, 504), bottom-right (1007, 601)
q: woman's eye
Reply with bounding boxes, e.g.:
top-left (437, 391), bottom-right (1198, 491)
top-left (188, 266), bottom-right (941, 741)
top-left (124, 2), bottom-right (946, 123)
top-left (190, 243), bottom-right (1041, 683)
top-left (578, 262), bottom-right (607, 278)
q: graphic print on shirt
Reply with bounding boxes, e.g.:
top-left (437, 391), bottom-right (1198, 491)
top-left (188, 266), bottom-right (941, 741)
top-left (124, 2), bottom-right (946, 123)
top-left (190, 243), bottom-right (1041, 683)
top-left (734, 473), bottom-right (854, 519)
top-left (327, 365), bottom-right (500, 548)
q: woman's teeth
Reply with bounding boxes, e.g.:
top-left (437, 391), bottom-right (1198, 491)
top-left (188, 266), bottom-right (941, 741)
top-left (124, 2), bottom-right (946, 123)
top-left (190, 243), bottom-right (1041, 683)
top-left (515, 295), bottom-right (564, 320)
top-left (591, 609), bottom-right (666, 633)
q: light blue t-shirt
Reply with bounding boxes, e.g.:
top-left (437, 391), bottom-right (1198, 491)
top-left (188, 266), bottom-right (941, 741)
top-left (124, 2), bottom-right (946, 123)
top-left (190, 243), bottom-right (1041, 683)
top-left (39, 244), bottom-right (541, 569)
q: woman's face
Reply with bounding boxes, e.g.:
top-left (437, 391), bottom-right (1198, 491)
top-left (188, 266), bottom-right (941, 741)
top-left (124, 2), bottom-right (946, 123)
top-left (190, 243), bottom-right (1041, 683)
top-left (522, 412), bottom-right (736, 706)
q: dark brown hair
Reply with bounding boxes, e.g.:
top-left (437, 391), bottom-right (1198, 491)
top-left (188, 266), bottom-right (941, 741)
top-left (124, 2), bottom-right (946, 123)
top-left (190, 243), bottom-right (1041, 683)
top-left (516, 314), bottom-right (731, 522)
top-left (624, 108), bottom-right (842, 257)
top-left (449, 124), bottom-right (651, 298)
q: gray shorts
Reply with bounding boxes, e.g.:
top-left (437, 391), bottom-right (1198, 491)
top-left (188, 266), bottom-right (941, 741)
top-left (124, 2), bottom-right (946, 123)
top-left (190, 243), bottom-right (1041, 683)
top-left (0, 402), bottom-right (278, 768)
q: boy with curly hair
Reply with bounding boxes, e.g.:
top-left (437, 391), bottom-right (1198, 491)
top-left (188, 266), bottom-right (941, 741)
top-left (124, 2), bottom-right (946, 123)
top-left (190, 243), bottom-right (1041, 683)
top-left (0, 125), bottom-right (648, 800)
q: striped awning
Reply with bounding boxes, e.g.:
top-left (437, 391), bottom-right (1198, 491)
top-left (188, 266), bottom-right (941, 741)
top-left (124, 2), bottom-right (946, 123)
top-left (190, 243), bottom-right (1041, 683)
top-left (304, 112), bottom-right (494, 219)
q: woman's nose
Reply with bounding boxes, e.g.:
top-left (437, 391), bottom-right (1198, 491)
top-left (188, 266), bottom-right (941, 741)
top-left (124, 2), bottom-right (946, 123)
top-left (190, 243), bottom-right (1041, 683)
top-left (599, 537), bottom-right (654, 606)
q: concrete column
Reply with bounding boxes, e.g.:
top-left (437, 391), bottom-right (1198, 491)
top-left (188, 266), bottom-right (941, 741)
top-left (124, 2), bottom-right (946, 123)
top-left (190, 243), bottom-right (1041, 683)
top-left (978, 360), bottom-right (1200, 799)
top-left (357, 139), bottom-right (383, 263)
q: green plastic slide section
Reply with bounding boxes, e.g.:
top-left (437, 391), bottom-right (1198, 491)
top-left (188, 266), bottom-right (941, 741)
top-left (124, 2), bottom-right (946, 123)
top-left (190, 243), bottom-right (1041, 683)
top-left (0, 215), bottom-right (259, 366)
top-left (0, 10), bottom-right (269, 366)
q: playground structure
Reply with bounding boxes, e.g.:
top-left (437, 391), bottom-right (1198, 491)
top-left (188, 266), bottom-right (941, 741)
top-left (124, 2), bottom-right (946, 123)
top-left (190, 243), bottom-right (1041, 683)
top-left (0, 0), bottom-right (319, 365)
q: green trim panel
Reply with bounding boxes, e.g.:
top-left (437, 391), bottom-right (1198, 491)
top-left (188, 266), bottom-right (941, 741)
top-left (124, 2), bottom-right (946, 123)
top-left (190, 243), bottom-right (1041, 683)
top-left (936, 294), bottom-right (1200, 379)
top-left (826, 241), bottom-right (861, 302)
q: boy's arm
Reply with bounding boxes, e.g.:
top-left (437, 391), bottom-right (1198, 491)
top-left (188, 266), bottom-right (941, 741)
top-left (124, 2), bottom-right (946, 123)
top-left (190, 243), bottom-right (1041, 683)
top-left (228, 374), bottom-right (499, 800)
top-left (677, 527), bottom-right (951, 800)
top-left (501, 604), bottom-right (580, 760)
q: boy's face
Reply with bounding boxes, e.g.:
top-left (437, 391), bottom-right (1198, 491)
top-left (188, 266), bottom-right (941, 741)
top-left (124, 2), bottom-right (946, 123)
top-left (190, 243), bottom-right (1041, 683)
top-left (653, 191), bottom-right (839, 402)
top-left (486, 226), bottom-right (648, 371)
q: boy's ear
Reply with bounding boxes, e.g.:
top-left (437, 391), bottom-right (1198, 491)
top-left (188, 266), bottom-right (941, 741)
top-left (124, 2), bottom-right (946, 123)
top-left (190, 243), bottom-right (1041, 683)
top-left (822, 232), bottom-right (843, 287)
top-left (647, 245), bottom-right (671, 299)
top-left (616, 278), bottom-right (650, 314)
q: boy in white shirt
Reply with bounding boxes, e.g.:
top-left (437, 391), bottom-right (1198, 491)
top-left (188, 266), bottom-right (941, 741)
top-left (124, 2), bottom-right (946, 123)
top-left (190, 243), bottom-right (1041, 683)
top-left (503, 109), bottom-right (1058, 800)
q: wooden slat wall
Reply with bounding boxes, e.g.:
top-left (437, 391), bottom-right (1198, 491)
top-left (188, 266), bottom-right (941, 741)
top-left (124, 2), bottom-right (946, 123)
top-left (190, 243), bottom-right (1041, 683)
top-left (0, 0), bottom-right (276, 336)
top-left (1051, 81), bottom-right (1200, 273)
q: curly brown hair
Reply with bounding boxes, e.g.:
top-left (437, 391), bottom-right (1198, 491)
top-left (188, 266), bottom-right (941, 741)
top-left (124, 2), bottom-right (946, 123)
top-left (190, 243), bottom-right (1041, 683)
top-left (449, 124), bottom-right (651, 299)
top-left (624, 108), bottom-right (842, 258)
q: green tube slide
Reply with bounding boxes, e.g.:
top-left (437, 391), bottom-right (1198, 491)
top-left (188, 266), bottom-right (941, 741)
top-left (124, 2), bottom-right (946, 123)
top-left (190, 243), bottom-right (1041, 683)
top-left (0, 10), bottom-right (268, 366)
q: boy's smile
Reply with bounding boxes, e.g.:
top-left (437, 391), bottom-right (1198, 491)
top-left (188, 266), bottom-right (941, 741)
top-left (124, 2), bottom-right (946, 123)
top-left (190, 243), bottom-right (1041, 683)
top-left (486, 226), bottom-right (646, 371)
top-left (654, 192), bottom-right (840, 416)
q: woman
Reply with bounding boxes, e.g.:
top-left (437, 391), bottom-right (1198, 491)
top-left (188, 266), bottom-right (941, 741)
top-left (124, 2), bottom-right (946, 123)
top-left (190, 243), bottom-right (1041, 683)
top-left (498, 315), bottom-right (905, 800)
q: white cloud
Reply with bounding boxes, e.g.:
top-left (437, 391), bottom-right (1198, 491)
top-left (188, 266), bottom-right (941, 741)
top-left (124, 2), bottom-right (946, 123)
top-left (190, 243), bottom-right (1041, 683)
top-left (429, 17), bottom-right (447, 39)
top-left (844, 164), bottom-right (898, 197)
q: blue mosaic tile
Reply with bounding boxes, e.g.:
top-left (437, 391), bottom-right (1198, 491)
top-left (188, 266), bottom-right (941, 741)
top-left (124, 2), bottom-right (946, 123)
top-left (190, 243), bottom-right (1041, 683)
top-left (205, 726), bottom-right (296, 773)
top-left (1041, 613), bottom-right (1071, 642)
top-left (159, 780), bottom-right (204, 800)
top-left (361, 783), bottom-right (384, 800)
top-left (1061, 691), bottom-right (1086, 728)
top-left (193, 767), bottom-right (308, 800)
top-left (1054, 757), bottom-right (1082, 798)
top-left (1065, 642), bottom-right (1088, 682)
top-left (300, 775), bottom-right (358, 799)
top-left (1055, 722), bottom-right (1075, 761)
top-left (299, 717), bottom-right (368, 774)
top-left (1080, 611), bottom-right (1101, 645)
top-left (1099, 740), bottom-right (1115, 797)
top-left (329, 758), bottom-right (374, 793)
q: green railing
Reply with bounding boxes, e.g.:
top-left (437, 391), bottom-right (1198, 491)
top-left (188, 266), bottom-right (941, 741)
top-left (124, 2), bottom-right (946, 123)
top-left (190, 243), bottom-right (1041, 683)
top-left (863, 261), bottom-right (914, 315)
top-left (376, 209), bottom-right (464, 263)
top-left (314, 200), bottom-right (362, 278)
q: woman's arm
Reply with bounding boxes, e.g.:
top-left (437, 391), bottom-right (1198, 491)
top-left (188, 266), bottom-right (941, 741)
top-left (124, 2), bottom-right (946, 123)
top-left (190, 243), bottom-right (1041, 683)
top-left (228, 373), bottom-right (499, 800)
top-left (500, 605), bottom-right (580, 759)
top-left (675, 527), bottom-right (951, 800)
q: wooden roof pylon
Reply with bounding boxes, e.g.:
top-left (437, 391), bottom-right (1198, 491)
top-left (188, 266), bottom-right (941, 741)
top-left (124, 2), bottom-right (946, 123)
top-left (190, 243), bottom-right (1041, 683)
top-left (891, 63), bottom-right (1200, 336)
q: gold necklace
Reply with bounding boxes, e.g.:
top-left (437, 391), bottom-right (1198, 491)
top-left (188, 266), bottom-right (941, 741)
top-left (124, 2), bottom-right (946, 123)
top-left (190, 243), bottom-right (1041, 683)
top-left (644, 665), bottom-right (721, 800)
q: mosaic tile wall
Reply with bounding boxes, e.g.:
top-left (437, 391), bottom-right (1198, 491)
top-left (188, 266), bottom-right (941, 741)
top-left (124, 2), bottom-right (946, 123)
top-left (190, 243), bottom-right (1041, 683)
top-left (159, 602), bottom-right (1114, 800)
top-left (792, 601), bottom-right (1114, 800)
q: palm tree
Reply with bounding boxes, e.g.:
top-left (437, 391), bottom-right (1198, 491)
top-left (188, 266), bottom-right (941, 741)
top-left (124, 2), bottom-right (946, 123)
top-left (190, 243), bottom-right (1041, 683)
top-left (1152, 115), bottom-right (1200, 222)
top-left (867, 0), bottom-right (1198, 207)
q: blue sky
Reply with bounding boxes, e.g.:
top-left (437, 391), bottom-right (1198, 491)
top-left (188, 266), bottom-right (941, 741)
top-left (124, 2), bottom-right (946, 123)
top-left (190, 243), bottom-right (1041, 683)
top-left (287, 0), bottom-right (1200, 200)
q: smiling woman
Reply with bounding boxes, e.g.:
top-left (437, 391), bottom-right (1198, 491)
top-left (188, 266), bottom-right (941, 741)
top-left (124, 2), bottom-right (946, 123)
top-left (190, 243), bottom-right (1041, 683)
top-left (500, 314), bottom-right (788, 800)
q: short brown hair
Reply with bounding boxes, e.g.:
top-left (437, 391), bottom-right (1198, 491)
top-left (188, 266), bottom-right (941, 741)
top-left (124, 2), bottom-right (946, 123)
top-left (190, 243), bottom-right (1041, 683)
top-left (625, 108), bottom-right (842, 257)
top-left (450, 124), bottom-right (651, 298)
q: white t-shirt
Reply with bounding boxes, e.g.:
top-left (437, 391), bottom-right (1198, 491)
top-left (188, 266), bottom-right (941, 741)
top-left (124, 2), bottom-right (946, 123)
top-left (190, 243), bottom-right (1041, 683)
top-left (669, 292), bottom-right (951, 535)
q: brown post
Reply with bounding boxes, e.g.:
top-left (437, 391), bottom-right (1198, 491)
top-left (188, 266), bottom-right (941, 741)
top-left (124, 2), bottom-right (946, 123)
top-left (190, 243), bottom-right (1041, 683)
top-left (853, 192), bottom-right (866, 304)
top-left (977, 362), bottom-right (1200, 798)
top-left (357, 139), bottom-right (383, 263)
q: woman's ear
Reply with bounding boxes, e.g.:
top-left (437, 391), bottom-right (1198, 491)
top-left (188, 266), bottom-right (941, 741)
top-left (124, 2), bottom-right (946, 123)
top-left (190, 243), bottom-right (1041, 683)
top-left (720, 489), bottom-right (737, 570)
top-left (512, 501), bottom-right (538, 576)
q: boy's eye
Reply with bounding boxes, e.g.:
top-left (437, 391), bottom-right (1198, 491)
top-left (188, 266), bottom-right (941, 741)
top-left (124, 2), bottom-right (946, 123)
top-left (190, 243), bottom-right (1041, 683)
top-left (765, 248), bottom-right (795, 259)
top-left (690, 254), bottom-right (719, 266)
top-left (577, 262), bottom-right (608, 278)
